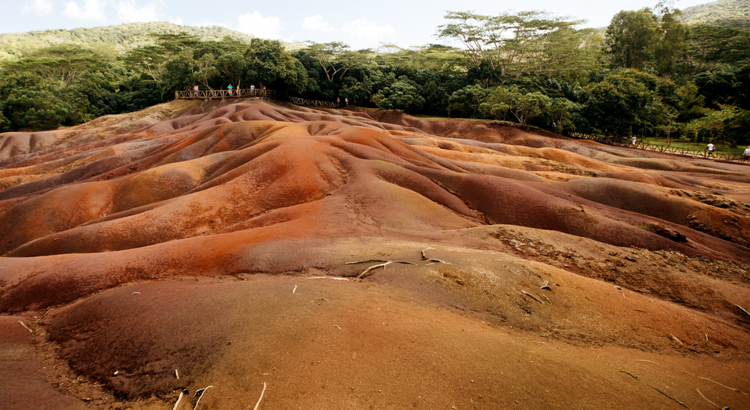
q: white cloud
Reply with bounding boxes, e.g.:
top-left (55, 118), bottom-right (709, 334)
top-left (169, 16), bottom-right (183, 25)
top-left (115, 0), bottom-right (160, 23)
top-left (63, 0), bottom-right (108, 22)
top-left (236, 11), bottom-right (282, 39)
top-left (302, 14), bottom-right (333, 32)
top-left (23, 0), bottom-right (54, 15)
top-left (341, 19), bottom-right (394, 42)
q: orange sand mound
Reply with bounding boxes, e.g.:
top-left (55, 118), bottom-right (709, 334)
top-left (1, 99), bottom-right (749, 409)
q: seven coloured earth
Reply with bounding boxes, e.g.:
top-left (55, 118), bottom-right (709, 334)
top-left (1, 97), bottom-right (750, 409)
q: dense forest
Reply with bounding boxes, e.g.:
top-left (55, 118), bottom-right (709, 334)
top-left (1, 2), bottom-right (749, 146)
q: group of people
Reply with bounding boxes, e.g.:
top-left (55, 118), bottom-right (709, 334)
top-left (336, 96), bottom-right (349, 106)
top-left (707, 143), bottom-right (750, 163)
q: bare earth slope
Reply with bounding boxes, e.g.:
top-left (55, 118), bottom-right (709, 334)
top-left (1, 99), bottom-right (750, 409)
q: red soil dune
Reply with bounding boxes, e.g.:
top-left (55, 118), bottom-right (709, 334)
top-left (1, 99), bottom-right (749, 409)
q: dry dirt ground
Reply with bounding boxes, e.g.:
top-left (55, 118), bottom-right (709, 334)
top-left (1, 98), bottom-right (750, 409)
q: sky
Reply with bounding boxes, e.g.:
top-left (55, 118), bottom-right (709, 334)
top-left (2, 0), bottom-right (712, 50)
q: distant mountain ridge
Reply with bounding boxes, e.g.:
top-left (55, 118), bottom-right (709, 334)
top-left (680, 0), bottom-right (750, 28)
top-left (0, 22), bottom-right (258, 61)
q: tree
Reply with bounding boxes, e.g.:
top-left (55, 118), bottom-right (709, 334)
top-left (653, 11), bottom-right (689, 79)
top-left (245, 39), bottom-right (308, 93)
top-left (479, 86), bottom-right (551, 125)
top-left (437, 11), bottom-right (582, 79)
top-left (371, 79), bottom-right (425, 113)
top-left (605, 9), bottom-right (660, 70)
top-left (447, 85), bottom-right (491, 117)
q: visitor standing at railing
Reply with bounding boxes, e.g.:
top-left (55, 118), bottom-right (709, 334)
top-left (743, 146), bottom-right (750, 163)
top-left (707, 143), bottom-right (715, 158)
top-left (193, 85), bottom-right (199, 97)
top-left (228, 84), bottom-right (233, 96)
top-left (250, 84), bottom-right (255, 95)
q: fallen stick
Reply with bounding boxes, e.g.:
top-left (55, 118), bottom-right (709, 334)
top-left (18, 320), bottom-right (32, 333)
top-left (175, 369), bottom-right (179, 379)
top-left (522, 291), bottom-right (544, 304)
top-left (615, 285), bottom-right (625, 298)
top-left (696, 389), bottom-right (722, 410)
top-left (669, 334), bottom-right (684, 345)
top-left (172, 392), bottom-right (183, 410)
top-left (698, 376), bottom-right (747, 395)
top-left (346, 259), bottom-right (387, 265)
top-left (358, 261), bottom-right (392, 279)
top-left (648, 384), bottom-right (691, 409)
top-left (737, 304), bottom-right (750, 319)
top-left (334, 325), bottom-right (341, 329)
top-left (312, 297), bottom-right (329, 302)
top-left (636, 360), bottom-right (660, 365)
top-left (420, 247), bottom-right (433, 260)
top-left (292, 285), bottom-right (297, 294)
top-left (307, 277), bottom-right (349, 281)
top-left (253, 382), bottom-right (267, 410)
top-left (541, 294), bottom-right (552, 304)
top-left (193, 386), bottom-right (213, 410)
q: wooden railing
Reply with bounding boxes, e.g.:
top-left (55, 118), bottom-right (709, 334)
top-left (175, 89), bottom-right (276, 100)
top-left (288, 96), bottom-right (341, 108)
top-left (571, 133), bottom-right (749, 163)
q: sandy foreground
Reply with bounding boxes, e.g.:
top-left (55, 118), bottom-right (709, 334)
top-left (1, 98), bottom-right (749, 409)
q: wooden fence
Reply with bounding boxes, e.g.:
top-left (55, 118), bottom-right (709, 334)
top-left (288, 96), bottom-right (341, 108)
top-left (175, 89), bottom-right (276, 100)
top-left (572, 133), bottom-right (749, 163)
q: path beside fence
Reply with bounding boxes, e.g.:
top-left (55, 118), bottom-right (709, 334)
top-left (572, 134), bottom-right (748, 163)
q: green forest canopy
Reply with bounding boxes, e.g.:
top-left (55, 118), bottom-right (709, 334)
top-left (1, 4), bottom-right (749, 147)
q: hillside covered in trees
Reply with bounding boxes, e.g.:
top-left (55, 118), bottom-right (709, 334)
top-left (1, 3), bottom-right (749, 147)
top-left (681, 0), bottom-right (750, 28)
top-left (0, 22), bottom-right (258, 61)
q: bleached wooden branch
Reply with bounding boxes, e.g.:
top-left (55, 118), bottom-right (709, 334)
top-left (253, 382), bottom-right (267, 410)
top-left (358, 261), bottom-right (392, 278)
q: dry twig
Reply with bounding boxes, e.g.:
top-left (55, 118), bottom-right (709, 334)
top-left (696, 389), bottom-right (722, 409)
top-left (193, 386), bottom-right (213, 410)
top-left (175, 369), bottom-right (179, 379)
top-left (669, 334), bottom-right (684, 345)
top-left (172, 392), bottom-right (183, 410)
top-left (346, 259), bottom-right (387, 265)
top-left (698, 376), bottom-right (747, 395)
top-left (358, 261), bottom-right (392, 278)
top-left (737, 304), bottom-right (750, 319)
top-left (307, 277), bottom-right (348, 281)
top-left (292, 285), bottom-right (297, 294)
top-left (522, 290), bottom-right (544, 304)
top-left (253, 382), bottom-right (267, 410)
top-left (18, 320), bottom-right (32, 333)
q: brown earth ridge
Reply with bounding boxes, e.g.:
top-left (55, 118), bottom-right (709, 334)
top-left (1, 98), bottom-right (749, 409)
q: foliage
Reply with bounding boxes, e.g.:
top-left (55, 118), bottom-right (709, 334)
top-left (372, 79), bottom-right (425, 112)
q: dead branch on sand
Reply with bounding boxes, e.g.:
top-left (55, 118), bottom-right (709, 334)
top-left (175, 369), bottom-right (179, 379)
top-left (619, 371), bottom-right (691, 409)
top-left (737, 304), bottom-right (750, 319)
top-left (172, 392), bottom-right (183, 410)
top-left (615, 285), bottom-right (625, 298)
top-left (307, 277), bottom-right (349, 281)
top-left (698, 376), bottom-right (747, 395)
top-left (540, 281), bottom-right (552, 291)
top-left (193, 386), bottom-right (213, 410)
top-left (522, 291), bottom-right (544, 304)
top-left (18, 320), bottom-right (32, 333)
top-left (669, 334), bottom-right (684, 345)
top-left (421, 247), bottom-right (448, 264)
top-left (346, 259), bottom-right (387, 265)
top-left (358, 261), bottom-right (392, 278)
top-left (696, 389), bottom-right (723, 409)
top-left (292, 285), bottom-right (297, 294)
top-left (253, 382), bottom-right (267, 410)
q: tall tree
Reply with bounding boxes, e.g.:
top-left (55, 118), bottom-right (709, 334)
top-left (605, 9), bottom-right (660, 70)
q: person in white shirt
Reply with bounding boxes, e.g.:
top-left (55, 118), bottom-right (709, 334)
top-left (742, 146), bottom-right (750, 163)
top-left (707, 143), bottom-right (715, 158)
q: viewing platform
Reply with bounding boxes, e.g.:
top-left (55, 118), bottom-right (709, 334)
top-left (175, 89), bottom-right (277, 100)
